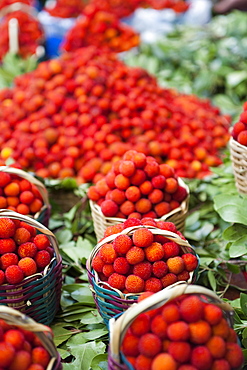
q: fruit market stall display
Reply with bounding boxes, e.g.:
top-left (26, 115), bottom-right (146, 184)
top-left (61, 8), bottom-right (140, 53)
top-left (86, 220), bottom-right (199, 325)
top-left (229, 102), bottom-right (247, 195)
top-left (108, 282), bottom-right (244, 370)
top-left (87, 150), bottom-right (189, 240)
top-left (0, 165), bottom-right (51, 226)
top-left (0, 46), bottom-right (231, 185)
top-left (0, 2), bottom-right (44, 62)
top-left (123, 10), bottom-right (247, 120)
top-left (0, 305), bottom-right (62, 369)
top-left (0, 209), bottom-right (62, 325)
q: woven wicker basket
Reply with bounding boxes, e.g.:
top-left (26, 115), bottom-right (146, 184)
top-left (48, 188), bottom-right (82, 213)
top-left (89, 178), bottom-right (190, 241)
top-left (108, 282), bottom-right (235, 370)
top-left (0, 166), bottom-right (51, 227)
top-left (0, 209), bottom-right (63, 325)
top-left (229, 136), bottom-right (247, 195)
top-left (0, 305), bottom-right (62, 370)
top-left (86, 225), bottom-right (198, 326)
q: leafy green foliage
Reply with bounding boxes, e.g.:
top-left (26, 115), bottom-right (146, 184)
top-left (124, 10), bottom-right (247, 119)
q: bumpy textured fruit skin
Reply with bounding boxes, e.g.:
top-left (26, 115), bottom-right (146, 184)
top-left (120, 293), bottom-right (244, 370)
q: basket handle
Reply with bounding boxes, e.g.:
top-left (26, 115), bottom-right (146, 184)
top-left (0, 209), bottom-right (60, 263)
top-left (0, 2), bottom-right (39, 18)
top-left (109, 282), bottom-right (234, 360)
top-left (0, 166), bottom-right (50, 207)
top-left (0, 306), bottom-right (58, 359)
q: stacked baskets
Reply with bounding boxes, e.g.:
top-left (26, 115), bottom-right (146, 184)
top-left (0, 166), bottom-right (51, 227)
top-left (86, 224), bottom-right (198, 325)
top-left (0, 209), bottom-right (63, 325)
top-left (0, 305), bottom-right (62, 369)
top-left (89, 178), bottom-right (190, 241)
top-left (229, 136), bottom-right (247, 195)
top-left (108, 282), bottom-right (240, 370)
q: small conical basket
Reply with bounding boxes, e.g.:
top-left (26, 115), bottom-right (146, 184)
top-left (108, 282), bottom-right (235, 370)
top-left (0, 209), bottom-right (63, 325)
top-left (229, 136), bottom-right (247, 195)
top-left (0, 305), bottom-right (62, 369)
top-left (86, 225), bottom-right (199, 326)
top-left (0, 166), bottom-right (51, 227)
top-left (89, 178), bottom-right (190, 241)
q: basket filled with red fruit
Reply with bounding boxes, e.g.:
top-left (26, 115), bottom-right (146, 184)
top-left (86, 219), bottom-right (199, 325)
top-left (0, 209), bottom-right (63, 325)
top-left (88, 150), bottom-right (190, 241)
top-left (229, 104), bottom-right (247, 195)
top-left (0, 166), bottom-right (51, 227)
top-left (0, 305), bottom-right (62, 369)
top-left (108, 282), bottom-right (244, 370)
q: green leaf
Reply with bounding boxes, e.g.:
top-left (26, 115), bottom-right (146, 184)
top-left (229, 237), bottom-right (247, 257)
top-left (56, 229), bottom-right (73, 244)
top-left (91, 354), bottom-right (108, 370)
top-left (240, 293), bottom-right (247, 317)
top-left (80, 311), bottom-right (104, 325)
top-left (208, 270), bottom-right (217, 291)
top-left (70, 286), bottom-right (95, 305)
top-left (222, 224), bottom-right (247, 241)
top-left (214, 195), bottom-right (247, 225)
top-left (226, 71), bottom-right (247, 87)
top-left (81, 328), bottom-right (109, 341)
top-left (226, 262), bottom-right (241, 274)
top-left (57, 348), bottom-right (71, 359)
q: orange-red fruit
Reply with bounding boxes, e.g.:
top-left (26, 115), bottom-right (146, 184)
top-left (206, 336), bottom-right (226, 359)
top-left (211, 359), bottom-right (230, 370)
top-left (91, 254), bottom-right (104, 273)
top-left (35, 250), bottom-right (51, 270)
top-left (99, 243), bottom-right (117, 264)
top-left (4, 329), bottom-right (24, 350)
top-left (18, 257), bottom-right (37, 276)
top-left (132, 228), bottom-right (154, 248)
top-left (125, 186), bottom-right (141, 202)
top-left (119, 160), bottom-right (135, 177)
top-left (121, 332), bottom-right (140, 357)
top-left (152, 260), bottom-right (168, 278)
top-left (168, 341), bottom-right (191, 363)
top-left (110, 189), bottom-right (126, 205)
top-left (33, 234), bottom-right (50, 250)
top-left (151, 353), bottom-right (177, 370)
top-left (204, 303), bottom-right (223, 325)
top-left (138, 333), bottom-right (162, 357)
top-left (101, 199), bottom-right (118, 217)
top-left (167, 256), bottom-right (185, 274)
top-left (0, 342), bottom-right (15, 367)
top-left (145, 242), bottom-right (164, 262)
top-left (102, 264), bottom-right (114, 277)
top-left (163, 242), bottom-right (180, 259)
top-left (113, 234), bottom-right (133, 254)
top-left (0, 172), bottom-right (11, 187)
top-left (125, 275), bottom-right (145, 293)
top-left (191, 346), bottom-right (213, 370)
top-left (224, 342), bottom-right (244, 369)
top-left (108, 272), bottom-right (126, 291)
top-left (135, 354), bottom-right (152, 370)
top-left (0, 238), bottom-right (16, 254)
top-left (20, 191), bottom-right (35, 205)
top-left (0, 218), bottom-right (16, 238)
top-left (182, 253), bottom-right (198, 272)
top-left (180, 295), bottom-right (204, 323)
top-left (113, 257), bottom-right (130, 274)
top-left (212, 318), bottom-right (230, 339)
top-left (32, 346), bottom-right (51, 368)
top-left (135, 198), bottom-right (152, 214)
top-left (161, 273), bottom-right (178, 288)
top-left (130, 313), bottom-right (150, 337)
top-left (154, 202), bottom-right (171, 217)
top-left (189, 320), bottom-right (212, 344)
top-left (27, 365), bottom-right (45, 370)
top-left (18, 242), bottom-right (37, 258)
top-left (5, 265), bottom-right (24, 284)
top-left (133, 261), bottom-right (152, 280)
top-left (9, 350), bottom-right (32, 370)
top-left (151, 314), bottom-right (167, 339)
top-left (14, 227), bottom-right (31, 245)
top-left (167, 321), bottom-right (190, 341)
top-left (104, 223), bottom-right (124, 237)
top-left (144, 277), bottom-right (163, 293)
top-left (126, 247), bottom-right (145, 265)
top-left (1, 253), bottom-right (18, 270)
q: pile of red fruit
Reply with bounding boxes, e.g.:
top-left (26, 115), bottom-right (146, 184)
top-left (231, 102), bottom-right (247, 145)
top-left (88, 150), bottom-right (188, 219)
top-left (120, 292), bottom-right (244, 370)
top-left (0, 317), bottom-right (52, 369)
top-left (0, 217), bottom-right (54, 285)
top-left (0, 10), bottom-right (44, 61)
top-left (91, 219), bottom-right (198, 294)
top-left (142, 0), bottom-right (189, 12)
top-left (86, 0), bottom-right (142, 19)
top-left (0, 0), bottom-right (34, 11)
top-left (44, 0), bottom-right (84, 18)
top-left (0, 46), bottom-right (230, 181)
top-left (0, 170), bottom-right (44, 216)
top-left (62, 9), bottom-right (140, 53)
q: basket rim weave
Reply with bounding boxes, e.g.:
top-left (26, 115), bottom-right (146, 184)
top-left (0, 208), bottom-right (60, 263)
top-left (86, 225), bottom-right (199, 300)
top-left (89, 177), bottom-right (189, 224)
top-left (0, 306), bottom-right (59, 370)
top-left (108, 281), bottom-right (234, 363)
top-left (0, 166), bottom-right (50, 219)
